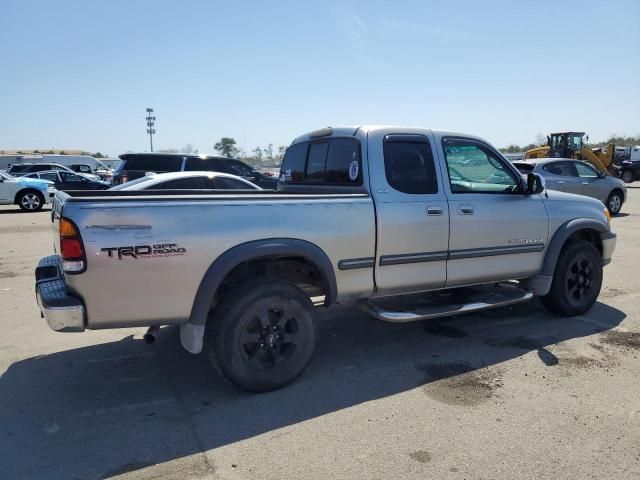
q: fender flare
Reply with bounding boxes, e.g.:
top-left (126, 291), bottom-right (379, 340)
top-left (541, 218), bottom-right (609, 276)
top-left (188, 238), bottom-right (337, 327)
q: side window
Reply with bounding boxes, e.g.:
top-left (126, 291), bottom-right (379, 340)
top-left (60, 172), bottom-right (82, 182)
top-left (40, 172), bottom-right (59, 182)
top-left (185, 158), bottom-right (220, 172)
top-left (305, 143), bottom-right (329, 181)
top-left (33, 165), bottom-right (50, 172)
top-left (383, 137), bottom-right (437, 194)
top-left (226, 160), bottom-right (253, 177)
top-left (214, 177), bottom-right (254, 189)
top-left (124, 156), bottom-right (183, 172)
top-left (574, 162), bottom-right (598, 178)
top-left (442, 139), bottom-right (520, 194)
top-left (280, 143), bottom-right (308, 182)
top-left (543, 162), bottom-right (577, 177)
top-left (325, 139), bottom-right (360, 183)
top-left (155, 177), bottom-right (209, 189)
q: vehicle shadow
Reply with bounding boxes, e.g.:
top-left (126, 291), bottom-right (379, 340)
top-left (0, 300), bottom-right (625, 479)
top-left (614, 212), bottom-right (630, 218)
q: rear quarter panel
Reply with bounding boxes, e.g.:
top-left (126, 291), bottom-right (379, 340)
top-left (62, 196), bottom-right (375, 328)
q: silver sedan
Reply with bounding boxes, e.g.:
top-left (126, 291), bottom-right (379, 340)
top-left (514, 158), bottom-right (626, 215)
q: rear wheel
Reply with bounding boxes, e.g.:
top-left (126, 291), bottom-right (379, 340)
top-left (541, 240), bottom-right (602, 316)
top-left (17, 190), bottom-right (44, 212)
top-left (622, 170), bottom-right (634, 184)
top-left (606, 190), bottom-right (623, 215)
top-left (205, 279), bottom-right (317, 392)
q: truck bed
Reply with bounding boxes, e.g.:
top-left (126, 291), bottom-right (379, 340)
top-left (53, 189), bottom-right (376, 329)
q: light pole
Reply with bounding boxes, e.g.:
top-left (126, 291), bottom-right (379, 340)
top-left (145, 108), bottom-right (156, 152)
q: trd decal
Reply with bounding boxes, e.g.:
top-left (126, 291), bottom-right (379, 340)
top-left (101, 243), bottom-right (186, 259)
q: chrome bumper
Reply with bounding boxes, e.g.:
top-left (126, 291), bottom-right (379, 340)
top-left (35, 255), bottom-right (85, 332)
top-left (601, 231), bottom-right (616, 266)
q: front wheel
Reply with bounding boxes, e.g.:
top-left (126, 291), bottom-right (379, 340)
top-left (17, 190), bottom-right (44, 212)
top-left (606, 191), bottom-right (623, 216)
top-left (205, 279), bottom-right (317, 392)
top-left (540, 240), bottom-right (603, 316)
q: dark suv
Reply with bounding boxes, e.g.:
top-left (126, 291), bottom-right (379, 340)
top-left (113, 153), bottom-right (277, 189)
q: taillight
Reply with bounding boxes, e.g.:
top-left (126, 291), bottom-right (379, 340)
top-left (59, 218), bottom-right (85, 273)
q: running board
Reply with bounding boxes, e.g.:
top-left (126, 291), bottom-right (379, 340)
top-left (358, 283), bottom-right (534, 323)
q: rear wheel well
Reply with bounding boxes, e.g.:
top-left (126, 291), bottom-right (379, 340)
top-left (14, 188), bottom-right (43, 204)
top-left (214, 256), bottom-right (327, 308)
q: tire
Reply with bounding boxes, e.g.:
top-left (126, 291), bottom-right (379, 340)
top-left (205, 279), bottom-right (317, 392)
top-left (622, 170), bottom-right (634, 184)
top-left (540, 240), bottom-right (603, 316)
top-left (17, 190), bottom-right (44, 212)
top-left (606, 190), bottom-right (623, 216)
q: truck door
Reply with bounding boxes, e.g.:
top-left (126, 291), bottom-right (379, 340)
top-left (438, 136), bottom-right (548, 286)
top-left (370, 130), bottom-right (449, 295)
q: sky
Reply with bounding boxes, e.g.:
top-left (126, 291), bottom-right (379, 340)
top-left (1, 0), bottom-right (638, 156)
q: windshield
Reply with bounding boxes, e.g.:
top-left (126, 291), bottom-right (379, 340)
top-left (569, 133), bottom-right (584, 152)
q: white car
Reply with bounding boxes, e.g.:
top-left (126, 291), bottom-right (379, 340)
top-left (0, 170), bottom-right (55, 211)
top-left (109, 171), bottom-right (261, 191)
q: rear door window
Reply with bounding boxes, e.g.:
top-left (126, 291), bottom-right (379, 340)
top-left (224, 160), bottom-right (254, 177)
top-left (384, 137), bottom-right (438, 194)
top-left (185, 157), bottom-right (221, 172)
top-left (40, 172), bottom-right (60, 182)
top-left (543, 162), bottom-right (577, 177)
top-left (123, 156), bottom-right (183, 172)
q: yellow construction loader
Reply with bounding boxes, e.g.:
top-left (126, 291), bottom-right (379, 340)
top-left (525, 132), bottom-right (617, 175)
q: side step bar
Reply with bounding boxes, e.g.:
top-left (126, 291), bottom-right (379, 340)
top-left (358, 283), bottom-right (534, 323)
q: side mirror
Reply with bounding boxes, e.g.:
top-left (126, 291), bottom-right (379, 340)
top-left (526, 172), bottom-right (545, 194)
top-left (598, 171), bottom-right (606, 178)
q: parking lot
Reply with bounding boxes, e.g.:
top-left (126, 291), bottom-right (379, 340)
top-left (0, 192), bottom-right (639, 480)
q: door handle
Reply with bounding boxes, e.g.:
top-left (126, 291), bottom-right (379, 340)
top-left (581, 182), bottom-right (589, 185)
top-left (457, 205), bottom-right (474, 215)
top-left (557, 180), bottom-right (566, 184)
top-left (426, 206), bottom-right (443, 216)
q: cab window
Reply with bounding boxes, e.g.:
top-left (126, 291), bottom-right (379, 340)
top-left (279, 138), bottom-right (361, 185)
top-left (442, 139), bottom-right (520, 193)
top-left (383, 136), bottom-right (437, 194)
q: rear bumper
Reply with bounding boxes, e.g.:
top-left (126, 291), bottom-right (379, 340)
top-left (600, 231), bottom-right (616, 266)
top-left (35, 255), bottom-right (85, 332)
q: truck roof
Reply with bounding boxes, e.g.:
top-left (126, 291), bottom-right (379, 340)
top-left (292, 125), bottom-right (488, 144)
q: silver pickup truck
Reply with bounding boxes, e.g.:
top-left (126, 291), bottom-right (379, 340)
top-left (35, 126), bottom-right (616, 392)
